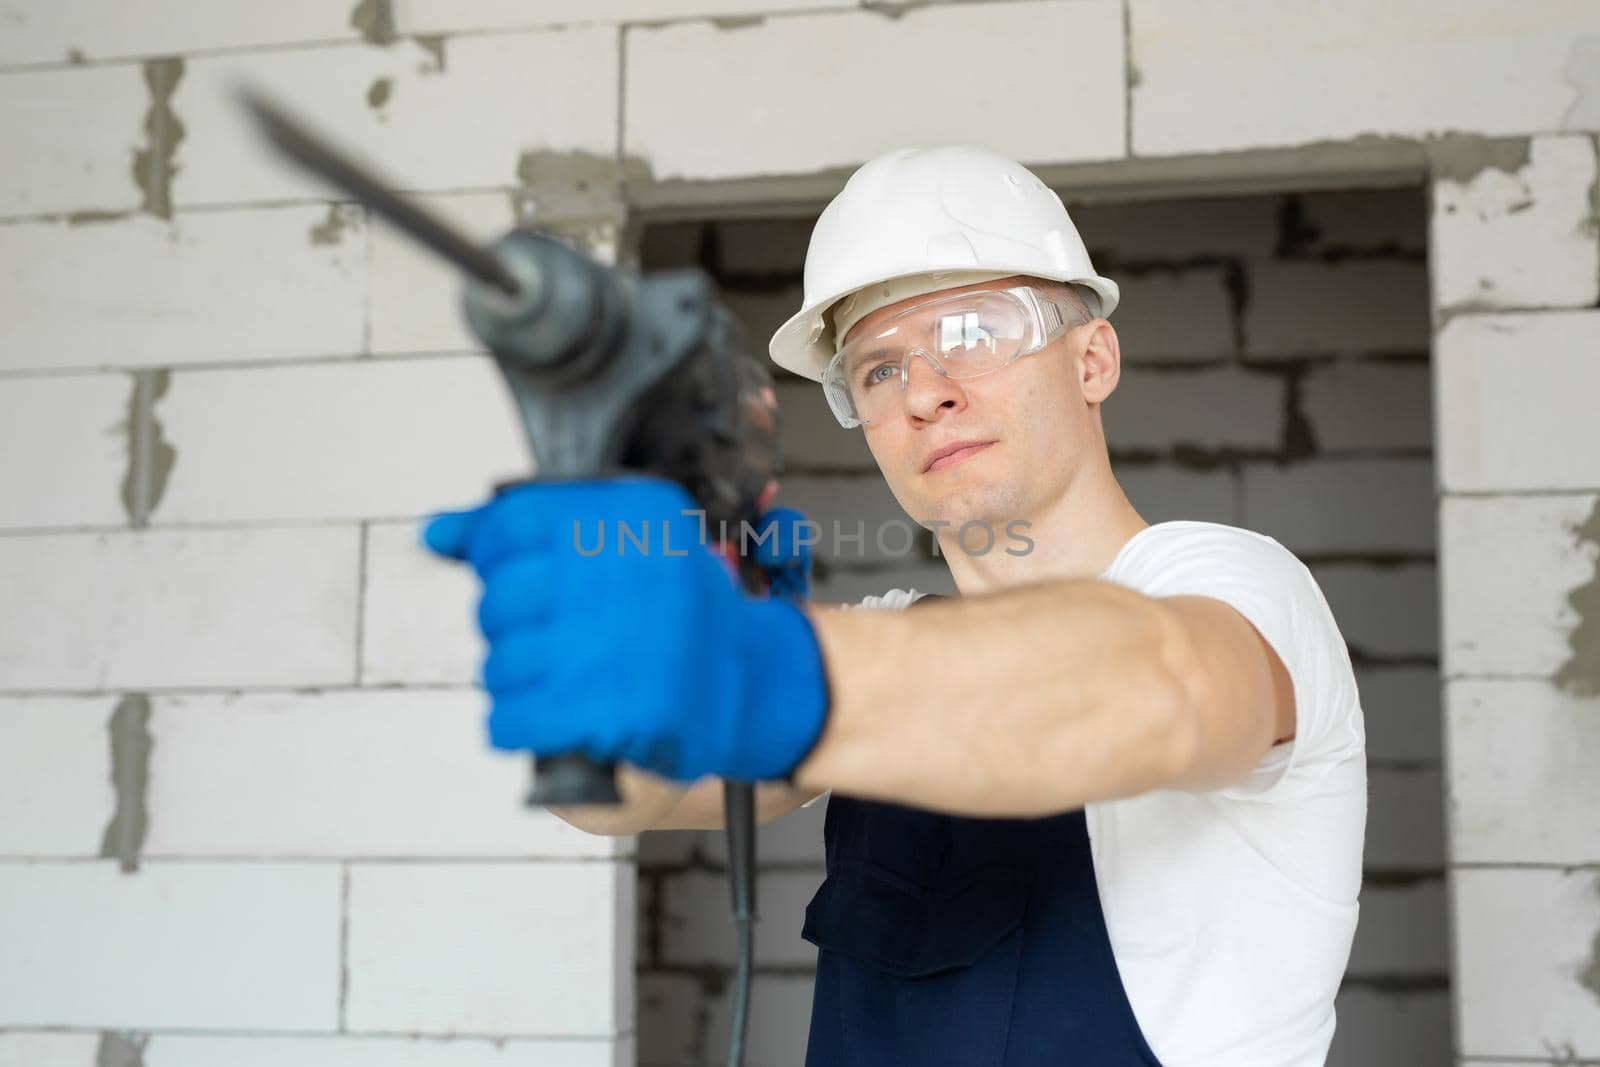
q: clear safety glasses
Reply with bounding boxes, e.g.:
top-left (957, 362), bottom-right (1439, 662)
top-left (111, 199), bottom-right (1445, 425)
top-left (821, 285), bottom-right (1079, 429)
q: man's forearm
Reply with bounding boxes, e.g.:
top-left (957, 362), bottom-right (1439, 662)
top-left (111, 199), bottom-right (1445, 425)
top-left (791, 579), bottom-right (1199, 817)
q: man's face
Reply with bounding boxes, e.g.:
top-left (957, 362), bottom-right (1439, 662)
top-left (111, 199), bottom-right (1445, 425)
top-left (840, 275), bottom-right (1109, 531)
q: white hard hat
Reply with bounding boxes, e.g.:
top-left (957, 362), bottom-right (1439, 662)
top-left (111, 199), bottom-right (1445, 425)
top-left (768, 146), bottom-right (1119, 383)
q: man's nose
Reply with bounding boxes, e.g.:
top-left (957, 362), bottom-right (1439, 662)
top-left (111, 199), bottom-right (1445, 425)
top-left (901, 351), bottom-right (967, 421)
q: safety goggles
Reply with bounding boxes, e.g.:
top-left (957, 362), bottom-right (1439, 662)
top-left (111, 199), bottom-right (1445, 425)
top-left (821, 285), bottom-right (1078, 428)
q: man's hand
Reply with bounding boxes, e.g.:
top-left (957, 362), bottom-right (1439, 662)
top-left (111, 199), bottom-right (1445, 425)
top-left (419, 477), bottom-right (830, 783)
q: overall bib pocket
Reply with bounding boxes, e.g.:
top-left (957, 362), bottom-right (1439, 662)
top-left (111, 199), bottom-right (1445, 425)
top-left (802, 861), bottom-right (1031, 1066)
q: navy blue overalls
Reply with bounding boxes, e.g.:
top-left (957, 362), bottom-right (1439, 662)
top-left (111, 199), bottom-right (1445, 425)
top-left (800, 594), bottom-right (1164, 1066)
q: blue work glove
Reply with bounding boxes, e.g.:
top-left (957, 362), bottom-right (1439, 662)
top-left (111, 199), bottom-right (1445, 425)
top-left (748, 506), bottom-right (814, 602)
top-left (419, 477), bottom-right (830, 783)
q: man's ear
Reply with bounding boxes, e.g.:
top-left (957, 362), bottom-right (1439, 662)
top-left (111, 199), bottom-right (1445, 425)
top-left (1079, 321), bottom-right (1121, 404)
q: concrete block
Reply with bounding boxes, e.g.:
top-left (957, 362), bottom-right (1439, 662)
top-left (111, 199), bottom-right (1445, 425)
top-left (659, 868), bottom-right (823, 968)
top-left (0, 373), bottom-right (130, 529)
top-left (0, 2), bottom-right (359, 66)
top-left (701, 973), bottom-right (816, 1067)
top-left (361, 519), bottom-right (483, 686)
top-left (152, 355), bottom-right (529, 524)
top-left (0, 207), bottom-right (366, 373)
top-left (1072, 195), bottom-right (1281, 263)
top-left (1310, 560), bottom-right (1438, 659)
top-left (1439, 494), bottom-right (1598, 678)
top-left (142, 1034), bottom-right (626, 1067)
top-left (1299, 359), bottom-right (1433, 452)
top-left (711, 217), bottom-right (812, 276)
top-left (396, 0), bottom-right (850, 35)
top-left (1364, 767), bottom-right (1446, 871)
top-left (0, 526), bottom-right (359, 690)
top-left (1286, 188), bottom-right (1428, 257)
top-left (1325, 988), bottom-right (1451, 1067)
top-left (172, 31), bottom-right (618, 207)
top-left (1240, 458), bottom-right (1436, 555)
top-left (771, 475), bottom-right (918, 565)
top-left (1432, 135), bottom-right (1600, 312)
top-left (1106, 367), bottom-right (1284, 452)
top-left (1131, 0), bottom-right (1600, 155)
top-left (636, 972), bottom-right (707, 1066)
top-left (0, 861), bottom-right (342, 1029)
top-left (143, 688), bottom-right (623, 859)
top-left (0, 695), bottom-right (115, 855)
top-left (369, 193), bottom-right (510, 356)
top-left (1453, 867), bottom-right (1600, 1058)
top-left (724, 287), bottom-right (808, 362)
top-left (1113, 464), bottom-right (1236, 525)
top-left (1355, 665), bottom-right (1442, 765)
top-left (1110, 265), bottom-right (1236, 363)
top-left (345, 861), bottom-right (633, 1036)
top-left (772, 379), bottom-right (878, 472)
top-left (1244, 260), bottom-right (1430, 358)
top-left (1345, 878), bottom-right (1449, 978)
top-left (0, 1033), bottom-right (98, 1067)
top-left (625, 1), bottom-right (1125, 180)
top-left (1447, 679), bottom-right (1600, 864)
top-left (0, 63), bottom-right (145, 217)
top-left (1437, 311), bottom-right (1600, 492)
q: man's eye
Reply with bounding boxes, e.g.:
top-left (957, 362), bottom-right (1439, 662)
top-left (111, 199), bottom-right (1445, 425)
top-left (862, 363), bottom-right (898, 387)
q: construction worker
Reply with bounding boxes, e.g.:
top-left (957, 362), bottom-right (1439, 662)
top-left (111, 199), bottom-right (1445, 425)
top-left (421, 146), bottom-right (1367, 1066)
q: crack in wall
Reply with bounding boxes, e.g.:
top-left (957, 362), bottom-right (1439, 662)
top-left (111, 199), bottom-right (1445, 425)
top-left (119, 370), bottom-right (175, 527)
top-left (96, 1032), bottom-right (147, 1067)
top-left (1554, 496), bottom-right (1600, 698)
top-left (130, 58), bottom-right (184, 220)
top-left (99, 694), bottom-right (152, 874)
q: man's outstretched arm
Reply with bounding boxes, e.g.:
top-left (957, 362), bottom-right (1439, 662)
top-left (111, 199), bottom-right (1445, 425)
top-left (790, 579), bottom-right (1295, 818)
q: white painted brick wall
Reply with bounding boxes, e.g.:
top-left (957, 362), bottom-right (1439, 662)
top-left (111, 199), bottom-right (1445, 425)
top-left (0, 63), bottom-right (145, 216)
top-left (1439, 494), bottom-right (1597, 678)
top-left (0, 2), bottom-right (360, 67)
top-left (1324, 989), bottom-right (1452, 1067)
top-left (395, 0), bottom-right (850, 35)
top-left (0, 695), bottom-right (114, 855)
top-left (345, 861), bottom-right (633, 1037)
top-left (1131, 0), bottom-right (1600, 155)
top-left (1365, 767), bottom-right (1446, 871)
top-left (369, 193), bottom-right (514, 356)
top-left (1436, 311), bottom-right (1600, 492)
top-left (0, 207), bottom-right (366, 373)
top-left (143, 688), bottom-right (624, 860)
top-left (0, 1033), bottom-right (99, 1066)
top-left (152, 355), bottom-right (529, 524)
top-left (1453, 867), bottom-right (1600, 1058)
top-left (1432, 135), bottom-right (1600, 312)
top-left (1111, 266), bottom-right (1236, 363)
top-left (1310, 561), bottom-right (1438, 658)
top-left (1106, 367), bottom-right (1284, 451)
top-left (0, 861), bottom-right (342, 1030)
top-left (1299, 359), bottom-right (1433, 452)
top-left (1244, 260), bottom-right (1430, 357)
top-left (1447, 679), bottom-right (1600, 864)
top-left (1240, 458), bottom-right (1436, 555)
top-left (624, 1), bottom-right (1125, 181)
top-left (361, 519), bottom-right (483, 686)
top-left (143, 1034), bottom-right (632, 1067)
top-left (0, 526), bottom-right (359, 690)
top-left (1114, 464), bottom-right (1237, 525)
top-left (172, 30), bottom-right (619, 208)
top-left (1357, 665), bottom-right (1442, 764)
top-left (0, 373), bottom-right (130, 529)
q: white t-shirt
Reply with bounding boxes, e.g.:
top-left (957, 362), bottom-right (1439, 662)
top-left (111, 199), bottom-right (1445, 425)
top-left (825, 520), bottom-right (1368, 1067)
